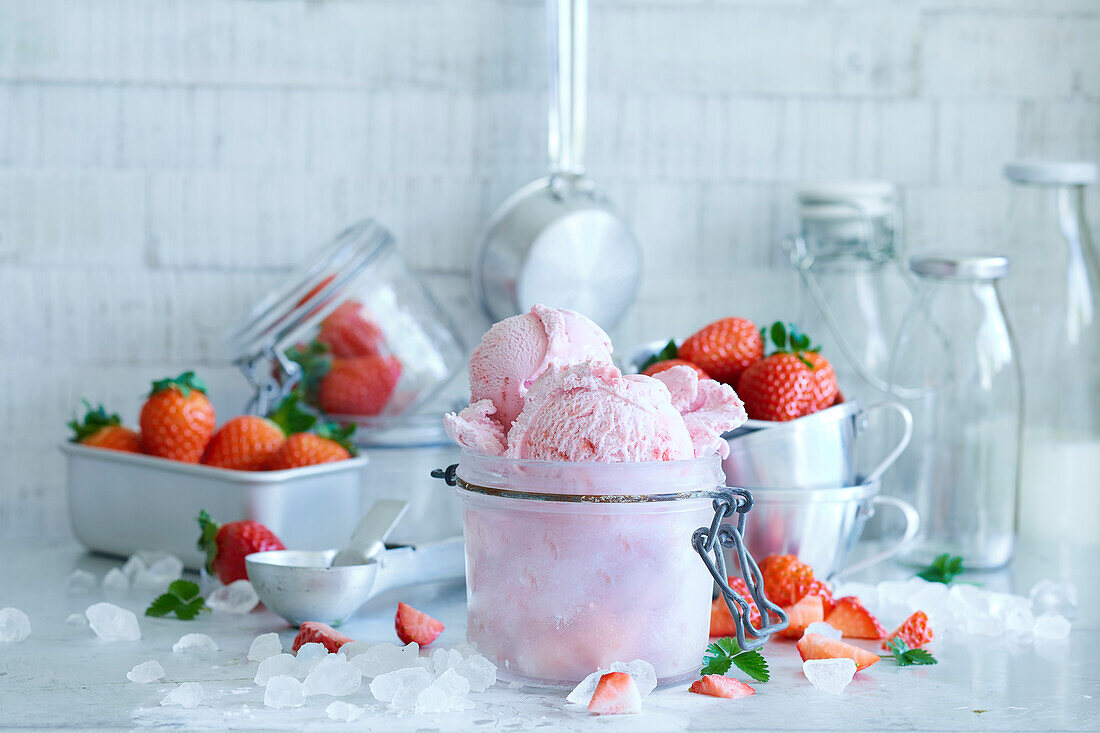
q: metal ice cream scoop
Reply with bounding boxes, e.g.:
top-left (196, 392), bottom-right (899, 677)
top-left (245, 500), bottom-right (465, 626)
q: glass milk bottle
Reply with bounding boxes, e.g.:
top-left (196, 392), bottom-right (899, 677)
top-left (889, 256), bottom-right (1023, 568)
top-left (786, 182), bottom-right (914, 477)
top-left (1001, 161), bottom-right (1100, 547)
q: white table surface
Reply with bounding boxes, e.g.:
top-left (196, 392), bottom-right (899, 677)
top-left (0, 537), bottom-right (1096, 731)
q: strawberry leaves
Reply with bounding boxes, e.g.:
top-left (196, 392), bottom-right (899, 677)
top-left (150, 371), bottom-right (207, 397)
top-left (639, 339), bottom-right (679, 372)
top-left (67, 401), bottom-right (122, 442)
top-left (916, 553), bottom-right (965, 584)
top-left (146, 580), bottom-right (208, 621)
top-left (764, 322), bottom-right (819, 368)
top-left (316, 422), bottom-right (358, 456)
top-left (701, 637), bottom-right (770, 682)
top-left (266, 392), bottom-right (318, 436)
top-left (885, 637), bottom-right (937, 666)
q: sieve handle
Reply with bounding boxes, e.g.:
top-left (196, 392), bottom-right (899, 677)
top-left (860, 401), bottom-right (913, 485)
top-left (833, 495), bottom-right (919, 579)
top-left (547, 0), bottom-right (587, 174)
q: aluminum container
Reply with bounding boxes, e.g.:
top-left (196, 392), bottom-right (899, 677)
top-left (734, 478), bottom-right (919, 580)
top-left (722, 401), bottom-right (912, 489)
top-left (64, 443), bottom-right (366, 569)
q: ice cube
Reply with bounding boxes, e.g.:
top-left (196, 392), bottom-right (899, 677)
top-left (1029, 580), bottom-right (1078, 621)
top-left (294, 642), bottom-right (329, 676)
top-left (369, 666), bottom-right (433, 703)
top-left (452, 641), bottom-right (479, 658)
top-left (430, 647), bottom-right (464, 675)
top-left (326, 701), bottom-right (365, 722)
top-left (121, 555), bottom-right (147, 579)
top-left (454, 654), bottom-right (497, 693)
top-left (0, 608), bottom-right (31, 643)
top-left (255, 654), bottom-right (298, 685)
top-left (85, 603), bottom-right (141, 641)
top-left (1033, 612), bottom-right (1071, 640)
top-left (433, 668), bottom-right (471, 698)
top-left (264, 675), bottom-right (306, 708)
top-left (127, 660), bottom-right (166, 683)
top-left (160, 682), bottom-right (206, 708)
top-left (206, 580), bottom-right (259, 614)
top-left (172, 633), bottom-right (219, 654)
top-left (304, 655), bottom-right (362, 696)
top-left (414, 683), bottom-right (476, 713)
top-left (351, 642), bottom-right (420, 678)
top-left (1004, 606), bottom-right (1035, 638)
top-left (133, 555), bottom-right (184, 590)
top-left (66, 569), bottom-right (97, 594)
top-left (802, 621), bottom-right (843, 641)
top-left (247, 633), bottom-right (282, 663)
top-left (831, 582), bottom-right (877, 605)
top-left (65, 613), bottom-right (87, 626)
top-left (803, 658), bottom-right (856, 694)
top-left (102, 568), bottom-right (130, 593)
top-left (338, 641), bottom-right (371, 660)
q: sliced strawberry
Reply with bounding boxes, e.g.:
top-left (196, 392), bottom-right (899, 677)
top-left (710, 577), bottom-right (763, 636)
top-left (587, 672), bottom-right (642, 715)
top-left (778, 593), bottom-right (825, 639)
top-left (883, 610), bottom-right (933, 650)
top-left (806, 579), bottom-right (836, 616)
top-left (689, 675), bottom-right (755, 699)
top-left (394, 602), bottom-right (444, 646)
top-left (797, 633), bottom-right (880, 671)
top-left (293, 622), bottom-right (353, 654)
top-left (824, 596), bottom-right (886, 639)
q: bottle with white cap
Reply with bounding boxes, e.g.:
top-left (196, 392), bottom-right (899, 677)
top-left (888, 255), bottom-right (1023, 569)
top-left (1001, 160), bottom-right (1099, 548)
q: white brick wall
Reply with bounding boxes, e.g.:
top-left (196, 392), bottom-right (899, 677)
top-left (2, 0), bottom-right (1098, 538)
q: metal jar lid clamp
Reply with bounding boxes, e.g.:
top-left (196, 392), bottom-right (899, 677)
top-left (432, 464), bottom-right (789, 650)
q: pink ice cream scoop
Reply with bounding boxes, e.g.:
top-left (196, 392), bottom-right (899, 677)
top-left (652, 365), bottom-right (748, 459)
top-left (504, 362), bottom-right (695, 462)
top-left (467, 304), bottom-right (613, 428)
top-left (444, 399), bottom-right (508, 456)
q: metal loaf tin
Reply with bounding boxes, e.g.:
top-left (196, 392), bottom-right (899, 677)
top-left (63, 443), bottom-right (366, 569)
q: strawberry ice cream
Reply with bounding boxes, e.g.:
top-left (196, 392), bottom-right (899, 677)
top-left (466, 304), bottom-right (613, 428)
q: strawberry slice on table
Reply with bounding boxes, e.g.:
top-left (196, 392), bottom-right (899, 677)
top-left (710, 577), bottom-right (763, 636)
top-left (642, 358), bottom-right (710, 379)
top-left (825, 596), bottom-right (886, 639)
top-left (202, 394), bottom-right (317, 471)
top-left (797, 633), bottom-right (880, 671)
top-left (587, 672), bottom-right (642, 714)
top-left (68, 401), bottom-right (141, 453)
top-left (394, 602), bottom-right (444, 646)
top-left (139, 371), bottom-right (217, 463)
top-left (689, 674), bottom-right (756, 699)
top-left (293, 622), bottom-right (354, 654)
top-left (318, 354), bottom-right (402, 416)
top-left (883, 610), bottom-right (933, 650)
top-left (778, 593), bottom-right (825, 639)
top-left (197, 509), bottom-right (285, 585)
top-left (266, 423), bottom-right (355, 470)
top-left (678, 317), bottom-right (764, 386)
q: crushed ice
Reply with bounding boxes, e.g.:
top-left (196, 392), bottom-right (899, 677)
top-left (172, 633), bottom-right (219, 654)
top-left (304, 655), bottom-right (362, 697)
top-left (102, 567), bottom-right (130, 593)
top-left (326, 701), bottom-right (365, 722)
top-left (803, 658), bottom-right (856, 694)
top-left (66, 569), bottom-right (97, 594)
top-left (567, 659), bottom-right (656, 706)
top-left (264, 675), bottom-right (306, 708)
top-left (206, 580), bottom-right (259, 614)
top-left (160, 682), bottom-right (205, 708)
top-left (85, 603), bottom-right (141, 641)
top-left (0, 608), bottom-right (31, 643)
top-left (247, 633), bottom-right (282, 663)
top-left (127, 660), bottom-right (165, 683)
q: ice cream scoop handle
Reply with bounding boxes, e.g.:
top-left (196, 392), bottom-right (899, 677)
top-left (369, 537), bottom-right (466, 597)
top-left (548, 0), bottom-right (586, 174)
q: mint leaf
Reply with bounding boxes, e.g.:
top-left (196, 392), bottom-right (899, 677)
top-left (145, 579), bottom-right (208, 620)
top-left (168, 579), bottom-right (201, 601)
top-left (701, 637), bottom-right (770, 682)
top-left (731, 650), bottom-right (770, 682)
top-left (145, 594), bottom-right (182, 618)
top-left (916, 553), bottom-right (965, 584)
top-left (886, 637), bottom-right (938, 667)
top-left (174, 597), bottom-right (208, 621)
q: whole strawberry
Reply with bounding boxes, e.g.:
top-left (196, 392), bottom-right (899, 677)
top-left (140, 372), bottom-right (217, 462)
top-left (68, 401), bottom-right (141, 453)
top-left (267, 423), bottom-right (355, 470)
top-left (202, 394), bottom-right (317, 471)
top-left (318, 354), bottom-right (402, 416)
top-left (737, 323), bottom-right (838, 421)
top-left (318, 301), bottom-right (384, 359)
top-left (641, 358), bottom-right (710, 379)
top-left (197, 509), bottom-right (285, 585)
top-left (679, 317), bottom-right (764, 386)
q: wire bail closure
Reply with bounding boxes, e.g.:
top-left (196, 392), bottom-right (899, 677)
top-left (432, 464), bottom-right (789, 649)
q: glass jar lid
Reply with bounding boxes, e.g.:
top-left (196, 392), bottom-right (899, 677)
top-left (1004, 160), bottom-right (1097, 187)
top-left (909, 255), bottom-right (1010, 280)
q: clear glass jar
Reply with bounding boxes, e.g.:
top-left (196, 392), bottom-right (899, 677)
top-left (787, 182), bottom-right (914, 479)
top-left (225, 219), bottom-right (465, 419)
top-left (888, 256), bottom-right (1023, 568)
top-left (1000, 161), bottom-right (1100, 547)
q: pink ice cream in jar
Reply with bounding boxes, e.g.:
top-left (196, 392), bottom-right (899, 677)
top-left (444, 305), bottom-right (752, 685)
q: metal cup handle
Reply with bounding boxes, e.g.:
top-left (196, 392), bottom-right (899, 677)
top-left (833, 495), bottom-right (920, 579)
top-left (859, 401), bottom-right (914, 485)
